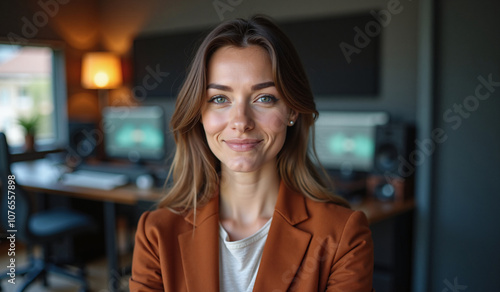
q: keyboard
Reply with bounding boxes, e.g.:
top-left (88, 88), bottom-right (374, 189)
top-left (61, 170), bottom-right (129, 190)
top-left (76, 163), bottom-right (150, 179)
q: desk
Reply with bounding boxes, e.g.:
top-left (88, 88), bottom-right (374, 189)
top-left (12, 159), bottom-right (415, 291)
top-left (352, 197), bottom-right (415, 225)
top-left (12, 159), bottom-right (161, 292)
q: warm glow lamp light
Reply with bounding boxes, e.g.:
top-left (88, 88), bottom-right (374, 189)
top-left (81, 52), bottom-right (122, 112)
top-left (81, 52), bottom-right (122, 89)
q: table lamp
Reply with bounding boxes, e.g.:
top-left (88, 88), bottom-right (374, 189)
top-left (81, 52), bottom-right (122, 108)
top-left (81, 52), bottom-right (122, 159)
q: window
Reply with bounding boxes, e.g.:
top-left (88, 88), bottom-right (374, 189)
top-left (0, 43), bottom-right (67, 151)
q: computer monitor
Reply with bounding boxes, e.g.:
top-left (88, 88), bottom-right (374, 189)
top-left (102, 106), bottom-right (166, 163)
top-left (314, 111), bottom-right (389, 175)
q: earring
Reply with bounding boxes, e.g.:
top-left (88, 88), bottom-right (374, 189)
top-left (289, 120), bottom-right (294, 126)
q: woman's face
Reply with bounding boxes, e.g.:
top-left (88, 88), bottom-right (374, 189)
top-left (201, 45), bottom-right (296, 173)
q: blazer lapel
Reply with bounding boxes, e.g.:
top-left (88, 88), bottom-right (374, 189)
top-left (178, 194), bottom-right (220, 292)
top-left (253, 182), bottom-right (311, 292)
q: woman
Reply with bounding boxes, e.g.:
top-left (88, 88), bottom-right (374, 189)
top-left (130, 15), bottom-right (374, 292)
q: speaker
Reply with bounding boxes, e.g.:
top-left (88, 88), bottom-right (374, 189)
top-left (368, 123), bottom-right (414, 201)
top-left (68, 121), bottom-right (98, 159)
top-left (372, 123), bottom-right (413, 177)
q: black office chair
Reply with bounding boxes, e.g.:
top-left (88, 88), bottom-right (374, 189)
top-left (0, 132), bottom-right (96, 292)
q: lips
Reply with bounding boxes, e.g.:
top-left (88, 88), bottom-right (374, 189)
top-left (224, 139), bottom-right (263, 152)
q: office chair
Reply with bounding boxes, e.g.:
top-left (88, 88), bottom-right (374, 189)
top-left (0, 132), bottom-right (96, 292)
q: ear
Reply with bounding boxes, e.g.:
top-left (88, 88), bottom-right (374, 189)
top-left (288, 110), bottom-right (299, 125)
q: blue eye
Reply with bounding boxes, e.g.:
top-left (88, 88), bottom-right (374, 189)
top-left (209, 95), bottom-right (228, 104)
top-left (257, 95), bottom-right (278, 103)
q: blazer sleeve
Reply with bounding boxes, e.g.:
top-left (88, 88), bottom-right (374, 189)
top-left (326, 210), bottom-right (374, 292)
top-left (129, 211), bottom-right (164, 291)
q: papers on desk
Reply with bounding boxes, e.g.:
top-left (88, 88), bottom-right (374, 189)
top-left (61, 170), bottom-right (129, 190)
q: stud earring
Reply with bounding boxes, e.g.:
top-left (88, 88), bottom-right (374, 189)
top-left (289, 120), bottom-right (294, 126)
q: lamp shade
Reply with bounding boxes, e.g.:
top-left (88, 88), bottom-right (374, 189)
top-left (81, 52), bottom-right (122, 89)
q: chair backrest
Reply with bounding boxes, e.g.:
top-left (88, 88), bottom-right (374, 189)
top-left (0, 132), bottom-right (11, 175)
top-left (0, 132), bottom-right (32, 241)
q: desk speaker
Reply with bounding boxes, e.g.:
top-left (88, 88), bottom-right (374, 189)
top-left (369, 123), bottom-right (414, 201)
top-left (372, 123), bottom-right (413, 177)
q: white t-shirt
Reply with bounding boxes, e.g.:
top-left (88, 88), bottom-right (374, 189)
top-left (219, 218), bottom-right (272, 292)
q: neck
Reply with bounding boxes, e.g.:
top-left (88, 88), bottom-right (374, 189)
top-left (219, 162), bottom-right (280, 225)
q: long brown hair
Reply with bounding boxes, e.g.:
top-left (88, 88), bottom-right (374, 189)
top-left (159, 15), bottom-right (349, 212)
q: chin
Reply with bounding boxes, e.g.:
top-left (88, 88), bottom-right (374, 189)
top-left (223, 160), bottom-right (260, 173)
top-left (226, 165), bottom-right (257, 173)
top-left (222, 156), bottom-right (278, 174)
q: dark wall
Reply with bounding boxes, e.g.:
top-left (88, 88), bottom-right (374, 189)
top-left (430, 0), bottom-right (500, 290)
top-left (0, 1), bottom-right (52, 39)
top-left (134, 14), bottom-right (381, 99)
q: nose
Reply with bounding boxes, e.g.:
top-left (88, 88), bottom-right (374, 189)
top-left (230, 101), bottom-right (254, 133)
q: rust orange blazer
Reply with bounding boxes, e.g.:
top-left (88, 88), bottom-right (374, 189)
top-left (130, 182), bottom-right (374, 291)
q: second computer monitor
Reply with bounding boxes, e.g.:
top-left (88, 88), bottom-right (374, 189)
top-left (314, 111), bottom-right (389, 175)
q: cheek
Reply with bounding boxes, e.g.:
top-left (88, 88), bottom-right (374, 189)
top-left (262, 111), bottom-right (289, 133)
top-left (201, 111), bottom-right (227, 136)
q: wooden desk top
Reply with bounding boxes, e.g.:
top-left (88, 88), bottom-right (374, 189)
top-left (12, 159), bottom-right (415, 222)
top-left (351, 198), bottom-right (415, 225)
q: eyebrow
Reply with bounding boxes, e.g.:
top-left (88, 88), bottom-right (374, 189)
top-left (206, 81), bottom-right (275, 92)
top-left (252, 81), bottom-right (275, 91)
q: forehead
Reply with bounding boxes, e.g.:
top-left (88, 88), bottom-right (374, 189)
top-left (207, 45), bottom-right (273, 83)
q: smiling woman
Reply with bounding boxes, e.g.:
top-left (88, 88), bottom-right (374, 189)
top-left (130, 15), bottom-right (374, 292)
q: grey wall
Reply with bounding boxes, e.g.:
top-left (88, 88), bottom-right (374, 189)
top-left (429, 0), bottom-right (500, 290)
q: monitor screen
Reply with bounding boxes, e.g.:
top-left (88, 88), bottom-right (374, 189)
top-left (102, 106), bottom-right (166, 163)
top-left (314, 112), bottom-right (389, 174)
